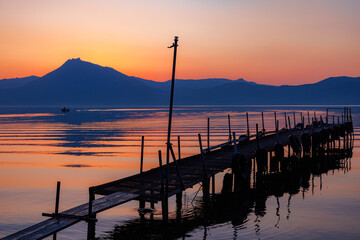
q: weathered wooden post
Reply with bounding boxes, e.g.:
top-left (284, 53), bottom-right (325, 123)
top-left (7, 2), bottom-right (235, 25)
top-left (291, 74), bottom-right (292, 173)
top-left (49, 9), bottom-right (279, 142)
top-left (211, 173), bottom-right (215, 195)
top-left (55, 181), bottom-right (60, 216)
top-left (314, 111), bottom-right (317, 120)
top-left (307, 111), bottom-right (310, 125)
top-left (246, 112), bottom-right (250, 136)
top-left (288, 116), bottom-right (292, 130)
top-left (207, 117), bottom-right (210, 151)
top-left (165, 36), bottom-right (179, 200)
top-left (228, 114), bottom-right (232, 143)
top-left (158, 150), bottom-right (168, 222)
top-left (256, 124), bottom-right (259, 149)
top-left (140, 136), bottom-right (144, 174)
top-left (293, 112), bottom-right (296, 127)
top-left (198, 133), bottom-right (207, 177)
top-left (274, 111), bottom-right (277, 131)
top-left (139, 136), bottom-right (145, 209)
top-left (233, 132), bottom-right (237, 154)
top-left (88, 187), bottom-right (95, 218)
top-left (178, 136), bottom-right (181, 160)
top-left (285, 113), bottom-right (288, 129)
top-left (262, 112), bottom-right (265, 133)
top-left (326, 109), bottom-right (329, 124)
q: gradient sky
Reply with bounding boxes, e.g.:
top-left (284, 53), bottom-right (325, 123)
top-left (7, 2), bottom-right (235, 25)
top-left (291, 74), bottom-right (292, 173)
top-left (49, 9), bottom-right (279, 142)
top-left (0, 0), bottom-right (359, 85)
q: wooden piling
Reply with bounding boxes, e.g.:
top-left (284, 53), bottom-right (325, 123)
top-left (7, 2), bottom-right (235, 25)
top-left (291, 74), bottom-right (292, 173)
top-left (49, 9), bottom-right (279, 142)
top-left (288, 116), bottom-right (292, 130)
top-left (140, 136), bottom-right (144, 174)
top-left (198, 133), bottom-right (207, 177)
top-left (274, 112), bottom-right (277, 131)
top-left (208, 117), bottom-right (210, 151)
top-left (246, 112), bottom-right (250, 137)
top-left (55, 181), bottom-right (60, 215)
top-left (233, 132), bottom-right (237, 154)
top-left (256, 124), bottom-right (259, 149)
top-left (158, 150), bottom-right (168, 222)
top-left (228, 114), bottom-right (232, 142)
top-left (285, 113), bottom-right (288, 129)
top-left (211, 173), bottom-right (215, 195)
top-left (293, 112), bottom-right (296, 127)
top-left (88, 187), bottom-right (95, 218)
top-left (178, 136), bottom-right (181, 160)
top-left (262, 112), bottom-right (265, 133)
top-left (308, 111), bottom-right (310, 125)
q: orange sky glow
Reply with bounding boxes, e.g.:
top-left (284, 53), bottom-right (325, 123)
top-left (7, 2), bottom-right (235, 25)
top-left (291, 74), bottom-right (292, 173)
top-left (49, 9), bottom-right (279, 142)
top-left (0, 0), bottom-right (359, 85)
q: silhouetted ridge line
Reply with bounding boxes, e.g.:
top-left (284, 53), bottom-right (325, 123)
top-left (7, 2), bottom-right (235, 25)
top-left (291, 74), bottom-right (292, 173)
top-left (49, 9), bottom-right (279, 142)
top-left (0, 59), bottom-right (359, 106)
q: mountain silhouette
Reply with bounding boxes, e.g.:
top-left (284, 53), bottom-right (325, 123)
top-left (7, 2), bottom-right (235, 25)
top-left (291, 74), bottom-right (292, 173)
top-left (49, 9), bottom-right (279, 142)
top-left (0, 58), bottom-right (359, 106)
top-left (0, 76), bottom-right (40, 89)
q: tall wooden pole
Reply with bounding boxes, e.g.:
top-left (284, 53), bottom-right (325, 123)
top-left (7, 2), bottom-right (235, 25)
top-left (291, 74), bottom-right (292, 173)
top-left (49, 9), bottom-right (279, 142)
top-left (166, 36), bottom-right (179, 198)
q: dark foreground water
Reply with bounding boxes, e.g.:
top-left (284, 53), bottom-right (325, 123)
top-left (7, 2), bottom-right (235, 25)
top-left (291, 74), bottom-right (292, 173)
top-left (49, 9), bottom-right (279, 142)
top-left (0, 106), bottom-right (359, 239)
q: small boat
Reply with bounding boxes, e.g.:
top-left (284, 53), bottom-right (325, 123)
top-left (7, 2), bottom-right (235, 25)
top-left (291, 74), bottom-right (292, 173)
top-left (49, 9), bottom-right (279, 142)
top-left (61, 107), bottom-right (70, 113)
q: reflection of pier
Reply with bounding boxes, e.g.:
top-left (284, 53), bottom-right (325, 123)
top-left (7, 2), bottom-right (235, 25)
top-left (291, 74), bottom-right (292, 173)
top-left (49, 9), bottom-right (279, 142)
top-left (102, 141), bottom-right (353, 239)
top-left (4, 107), bottom-right (354, 240)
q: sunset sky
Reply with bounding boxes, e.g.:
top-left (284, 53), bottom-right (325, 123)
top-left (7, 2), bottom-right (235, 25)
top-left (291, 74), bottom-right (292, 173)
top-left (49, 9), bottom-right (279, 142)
top-left (0, 0), bottom-right (359, 85)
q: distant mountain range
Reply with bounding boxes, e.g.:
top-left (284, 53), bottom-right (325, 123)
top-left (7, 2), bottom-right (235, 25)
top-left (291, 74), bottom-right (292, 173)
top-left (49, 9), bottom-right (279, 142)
top-left (0, 58), bottom-right (359, 106)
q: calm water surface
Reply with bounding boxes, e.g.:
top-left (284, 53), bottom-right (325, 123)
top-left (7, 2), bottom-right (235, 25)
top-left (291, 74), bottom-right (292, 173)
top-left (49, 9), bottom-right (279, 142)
top-left (0, 106), bottom-right (359, 239)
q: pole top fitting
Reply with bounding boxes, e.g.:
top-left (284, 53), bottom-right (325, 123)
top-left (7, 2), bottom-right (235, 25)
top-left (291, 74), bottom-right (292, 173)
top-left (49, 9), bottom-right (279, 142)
top-left (168, 36), bottom-right (179, 48)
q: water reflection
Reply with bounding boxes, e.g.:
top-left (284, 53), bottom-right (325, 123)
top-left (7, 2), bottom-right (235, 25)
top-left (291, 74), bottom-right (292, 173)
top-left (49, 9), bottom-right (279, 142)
top-left (99, 144), bottom-right (353, 240)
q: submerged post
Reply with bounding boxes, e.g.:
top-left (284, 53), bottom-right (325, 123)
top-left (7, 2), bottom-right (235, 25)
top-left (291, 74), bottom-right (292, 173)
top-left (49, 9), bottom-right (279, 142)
top-left (165, 36), bottom-right (179, 197)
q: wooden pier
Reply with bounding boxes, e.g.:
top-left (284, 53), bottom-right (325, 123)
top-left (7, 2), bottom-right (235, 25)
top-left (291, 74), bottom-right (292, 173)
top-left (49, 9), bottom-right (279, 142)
top-left (3, 107), bottom-right (354, 240)
top-left (2, 37), bottom-right (355, 239)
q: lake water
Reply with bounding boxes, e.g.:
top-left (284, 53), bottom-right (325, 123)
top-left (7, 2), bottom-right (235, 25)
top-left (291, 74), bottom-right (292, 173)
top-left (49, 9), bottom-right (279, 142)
top-left (0, 106), bottom-right (359, 239)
